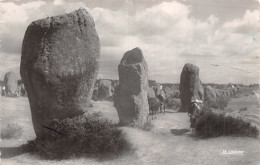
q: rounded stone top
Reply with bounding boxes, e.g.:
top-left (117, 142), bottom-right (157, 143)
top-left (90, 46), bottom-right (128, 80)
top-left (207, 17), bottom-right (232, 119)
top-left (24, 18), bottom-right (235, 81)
top-left (120, 47), bottom-right (144, 65)
top-left (182, 63), bottom-right (199, 72)
top-left (4, 71), bottom-right (18, 80)
top-left (21, 7), bottom-right (100, 79)
top-left (29, 8), bottom-right (95, 29)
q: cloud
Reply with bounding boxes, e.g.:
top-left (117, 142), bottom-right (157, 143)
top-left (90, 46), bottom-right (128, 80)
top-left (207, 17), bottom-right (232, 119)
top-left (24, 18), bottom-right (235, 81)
top-left (91, 1), bottom-right (222, 82)
top-left (0, 0), bottom-right (259, 84)
top-left (53, 0), bottom-right (63, 6)
top-left (222, 10), bottom-right (259, 34)
top-left (0, 0), bottom-right (87, 54)
top-left (0, 53), bottom-right (21, 79)
top-left (0, 1), bottom-right (46, 54)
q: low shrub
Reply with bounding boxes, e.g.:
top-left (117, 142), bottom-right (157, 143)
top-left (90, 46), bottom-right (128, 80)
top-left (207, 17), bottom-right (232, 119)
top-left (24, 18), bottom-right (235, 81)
top-left (27, 112), bottom-right (132, 160)
top-left (1, 123), bottom-right (23, 139)
top-left (165, 96), bottom-right (181, 110)
top-left (195, 110), bottom-right (259, 138)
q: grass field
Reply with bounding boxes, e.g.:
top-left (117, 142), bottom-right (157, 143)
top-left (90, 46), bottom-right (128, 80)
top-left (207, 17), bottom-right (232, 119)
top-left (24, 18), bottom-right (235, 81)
top-left (0, 88), bottom-right (260, 165)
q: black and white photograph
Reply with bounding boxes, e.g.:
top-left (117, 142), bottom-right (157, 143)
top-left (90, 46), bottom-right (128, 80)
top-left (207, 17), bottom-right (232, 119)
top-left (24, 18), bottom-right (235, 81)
top-left (0, 0), bottom-right (259, 164)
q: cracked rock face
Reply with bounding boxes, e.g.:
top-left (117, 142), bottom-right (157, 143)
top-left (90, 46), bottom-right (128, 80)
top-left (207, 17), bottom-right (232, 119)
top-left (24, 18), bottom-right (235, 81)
top-left (114, 47), bottom-right (149, 127)
top-left (20, 8), bottom-right (100, 138)
top-left (179, 63), bottom-right (204, 112)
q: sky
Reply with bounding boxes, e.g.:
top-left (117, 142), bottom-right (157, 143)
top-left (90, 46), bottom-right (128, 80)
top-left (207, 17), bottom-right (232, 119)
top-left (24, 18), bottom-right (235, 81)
top-left (0, 0), bottom-right (259, 84)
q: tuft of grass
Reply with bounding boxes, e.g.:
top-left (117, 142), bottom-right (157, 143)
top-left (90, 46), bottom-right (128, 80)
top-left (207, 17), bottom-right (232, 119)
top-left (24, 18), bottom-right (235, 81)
top-left (195, 110), bottom-right (259, 138)
top-left (1, 123), bottom-right (23, 139)
top-left (27, 112), bottom-right (132, 160)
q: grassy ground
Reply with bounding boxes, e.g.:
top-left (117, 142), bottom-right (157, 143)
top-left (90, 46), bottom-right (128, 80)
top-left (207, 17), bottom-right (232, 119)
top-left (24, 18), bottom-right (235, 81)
top-left (225, 89), bottom-right (260, 130)
top-left (1, 89), bottom-right (260, 165)
top-left (0, 97), bottom-right (35, 147)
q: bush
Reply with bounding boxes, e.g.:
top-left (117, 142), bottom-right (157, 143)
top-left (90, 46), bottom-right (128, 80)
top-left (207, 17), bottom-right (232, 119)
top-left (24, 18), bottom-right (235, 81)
top-left (1, 123), bottom-right (23, 139)
top-left (195, 110), bottom-right (259, 138)
top-left (165, 96), bottom-right (181, 110)
top-left (27, 112), bottom-right (132, 160)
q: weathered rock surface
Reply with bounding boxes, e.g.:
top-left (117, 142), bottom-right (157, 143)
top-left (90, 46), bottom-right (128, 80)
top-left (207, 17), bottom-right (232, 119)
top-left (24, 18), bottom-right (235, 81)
top-left (20, 8), bottom-right (100, 137)
top-left (4, 71), bottom-right (18, 96)
top-left (179, 63), bottom-right (204, 112)
top-left (114, 47), bottom-right (149, 127)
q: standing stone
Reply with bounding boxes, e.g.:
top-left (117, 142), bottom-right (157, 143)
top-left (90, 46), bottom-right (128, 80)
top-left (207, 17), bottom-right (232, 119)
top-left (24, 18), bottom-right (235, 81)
top-left (179, 63), bottom-right (203, 112)
top-left (97, 79), bottom-right (112, 100)
top-left (20, 8), bottom-right (100, 138)
top-left (4, 71), bottom-right (18, 96)
top-left (114, 47), bottom-right (149, 127)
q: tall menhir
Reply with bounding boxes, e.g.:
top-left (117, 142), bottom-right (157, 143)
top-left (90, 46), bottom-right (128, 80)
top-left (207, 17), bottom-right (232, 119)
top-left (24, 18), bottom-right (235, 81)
top-left (179, 63), bottom-right (204, 112)
top-left (20, 8), bottom-right (100, 138)
top-left (114, 47), bottom-right (149, 127)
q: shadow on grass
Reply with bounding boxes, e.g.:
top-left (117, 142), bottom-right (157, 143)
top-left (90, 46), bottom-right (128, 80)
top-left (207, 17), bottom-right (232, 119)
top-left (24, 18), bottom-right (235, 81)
top-left (0, 143), bottom-right (34, 159)
top-left (170, 129), bottom-right (190, 136)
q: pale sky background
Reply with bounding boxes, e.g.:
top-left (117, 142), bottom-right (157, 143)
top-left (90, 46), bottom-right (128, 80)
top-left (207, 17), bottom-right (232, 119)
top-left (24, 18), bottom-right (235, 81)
top-left (0, 0), bottom-right (259, 84)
